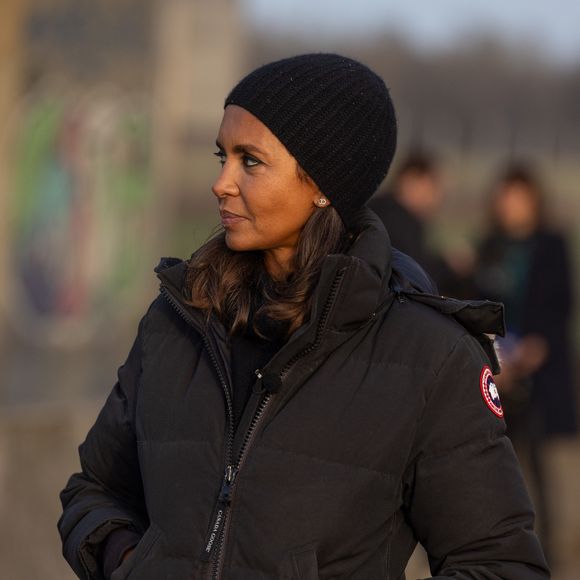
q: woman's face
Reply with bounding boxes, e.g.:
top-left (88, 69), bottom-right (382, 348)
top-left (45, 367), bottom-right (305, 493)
top-left (212, 105), bottom-right (322, 257)
top-left (493, 182), bottom-right (539, 237)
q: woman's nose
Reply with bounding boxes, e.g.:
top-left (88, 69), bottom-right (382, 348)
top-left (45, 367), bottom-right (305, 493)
top-left (211, 163), bottom-right (239, 199)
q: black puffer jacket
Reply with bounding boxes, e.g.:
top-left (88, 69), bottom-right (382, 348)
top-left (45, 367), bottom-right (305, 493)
top-left (58, 209), bottom-right (549, 579)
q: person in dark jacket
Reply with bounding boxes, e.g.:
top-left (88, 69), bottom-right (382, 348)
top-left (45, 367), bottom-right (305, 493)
top-left (58, 54), bottom-right (549, 580)
top-left (369, 153), bottom-right (474, 299)
top-left (475, 162), bottom-right (577, 564)
top-left (369, 153), bottom-right (442, 274)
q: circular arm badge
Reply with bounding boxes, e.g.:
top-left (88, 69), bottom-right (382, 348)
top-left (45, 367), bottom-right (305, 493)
top-left (480, 366), bottom-right (504, 418)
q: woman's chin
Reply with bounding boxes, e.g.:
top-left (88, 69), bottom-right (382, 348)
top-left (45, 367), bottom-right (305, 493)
top-left (224, 231), bottom-right (259, 253)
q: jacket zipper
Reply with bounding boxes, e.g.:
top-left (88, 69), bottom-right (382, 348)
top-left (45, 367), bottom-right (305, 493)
top-left (210, 382), bottom-right (271, 579)
top-left (159, 286), bottom-right (235, 468)
top-left (211, 267), bottom-right (347, 579)
top-left (159, 286), bottom-right (238, 577)
top-left (160, 267), bottom-right (346, 579)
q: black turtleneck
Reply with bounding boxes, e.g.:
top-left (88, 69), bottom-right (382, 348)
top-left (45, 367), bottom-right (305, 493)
top-left (230, 311), bottom-right (289, 431)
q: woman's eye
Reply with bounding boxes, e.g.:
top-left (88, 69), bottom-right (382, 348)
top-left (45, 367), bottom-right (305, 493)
top-left (243, 155), bottom-right (260, 168)
top-left (213, 151), bottom-right (226, 166)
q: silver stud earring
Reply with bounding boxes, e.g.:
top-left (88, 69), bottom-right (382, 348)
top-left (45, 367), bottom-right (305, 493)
top-left (317, 198), bottom-right (328, 207)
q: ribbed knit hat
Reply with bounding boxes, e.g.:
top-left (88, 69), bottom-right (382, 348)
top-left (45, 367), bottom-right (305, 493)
top-left (224, 53), bottom-right (397, 224)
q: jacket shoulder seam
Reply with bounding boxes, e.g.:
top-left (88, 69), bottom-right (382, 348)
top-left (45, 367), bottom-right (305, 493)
top-left (433, 331), bottom-right (469, 378)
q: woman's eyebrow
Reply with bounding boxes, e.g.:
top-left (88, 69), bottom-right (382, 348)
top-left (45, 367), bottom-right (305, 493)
top-left (215, 139), bottom-right (267, 157)
top-left (232, 143), bottom-right (266, 156)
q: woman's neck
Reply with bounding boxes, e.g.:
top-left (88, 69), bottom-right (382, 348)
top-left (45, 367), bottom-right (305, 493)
top-left (263, 247), bottom-right (295, 281)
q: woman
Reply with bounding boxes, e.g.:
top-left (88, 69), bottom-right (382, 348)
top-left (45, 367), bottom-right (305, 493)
top-left (475, 163), bottom-right (577, 562)
top-left (59, 54), bottom-right (548, 580)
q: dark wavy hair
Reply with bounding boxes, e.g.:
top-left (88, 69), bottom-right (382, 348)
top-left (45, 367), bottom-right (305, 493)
top-left (184, 191), bottom-right (348, 336)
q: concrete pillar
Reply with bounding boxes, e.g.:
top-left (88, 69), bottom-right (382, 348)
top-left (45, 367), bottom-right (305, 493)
top-left (0, 0), bottom-right (28, 345)
top-left (151, 0), bottom-right (246, 201)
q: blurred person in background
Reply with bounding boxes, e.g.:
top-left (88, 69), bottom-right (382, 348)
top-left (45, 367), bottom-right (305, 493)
top-left (369, 152), bottom-right (475, 298)
top-left (58, 55), bottom-right (548, 580)
top-left (475, 162), bottom-right (578, 563)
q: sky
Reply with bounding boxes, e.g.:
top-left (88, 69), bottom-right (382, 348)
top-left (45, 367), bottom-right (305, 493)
top-left (242, 0), bottom-right (580, 65)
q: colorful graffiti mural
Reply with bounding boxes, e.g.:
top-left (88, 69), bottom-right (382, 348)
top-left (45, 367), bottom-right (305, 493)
top-left (6, 88), bottom-right (157, 346)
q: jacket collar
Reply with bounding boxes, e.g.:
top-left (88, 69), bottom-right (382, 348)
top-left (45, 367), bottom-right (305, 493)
top-left (309, 207), bottom-right (393, 332)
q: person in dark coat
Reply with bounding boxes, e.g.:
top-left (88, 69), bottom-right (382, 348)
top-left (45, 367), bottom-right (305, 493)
top-left (369, 153), bottom-right (442, 273)
top-left (58, 54), bottom-right (549, 580)
top-left (475, 163), bottom-right (577, 563)
top-left (369, 153), bottom-right (474, 298)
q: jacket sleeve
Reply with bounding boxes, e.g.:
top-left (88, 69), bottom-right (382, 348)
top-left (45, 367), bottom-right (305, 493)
top-left (403, 333), bottom-right (550, 579)
top-left (58, 310), bottom-right (151, 580)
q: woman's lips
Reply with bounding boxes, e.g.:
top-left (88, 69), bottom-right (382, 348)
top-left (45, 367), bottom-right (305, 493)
top-left (220, 210), bottom-right (247, 227)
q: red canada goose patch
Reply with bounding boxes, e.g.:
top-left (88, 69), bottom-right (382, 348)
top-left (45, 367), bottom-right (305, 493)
top-left (480, 366), bottom-right (503, 418)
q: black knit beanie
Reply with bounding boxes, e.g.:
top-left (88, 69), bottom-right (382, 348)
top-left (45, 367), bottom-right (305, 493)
top-left (224, 53), bottom-right (397, 225)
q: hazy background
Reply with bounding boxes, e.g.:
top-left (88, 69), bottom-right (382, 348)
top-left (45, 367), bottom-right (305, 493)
top-left (0, 1), bottom-right (579, 578)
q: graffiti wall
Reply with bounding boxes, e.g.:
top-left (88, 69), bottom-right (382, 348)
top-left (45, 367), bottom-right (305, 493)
top-left (5, 87), bottom-right (157, 346)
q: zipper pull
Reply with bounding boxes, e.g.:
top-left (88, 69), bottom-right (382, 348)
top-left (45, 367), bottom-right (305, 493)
top-left (218, 465), bottom-right (238, 505)
top-left (254, 368), bottom-right (282, 394)
top-left (200, 466), bottom-right (238, 562)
